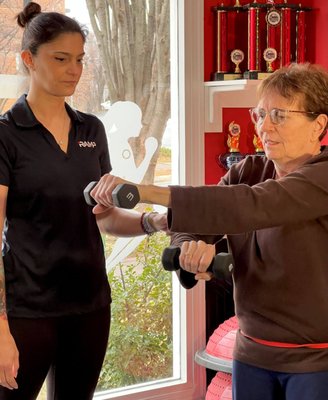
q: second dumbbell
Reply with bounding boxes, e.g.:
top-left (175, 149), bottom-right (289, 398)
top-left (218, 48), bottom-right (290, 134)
top-left (161, 245), bottom-right (234, 281)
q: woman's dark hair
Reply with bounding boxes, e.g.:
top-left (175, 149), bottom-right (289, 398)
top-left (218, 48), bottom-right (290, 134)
top-left (16, 2), bottom-right (88, 54)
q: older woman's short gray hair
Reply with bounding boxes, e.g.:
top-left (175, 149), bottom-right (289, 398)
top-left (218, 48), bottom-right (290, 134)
top-left (258, 63), bottom-right (328, 139)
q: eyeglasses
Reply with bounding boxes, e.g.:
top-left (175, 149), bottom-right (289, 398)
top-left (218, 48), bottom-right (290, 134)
top-left (249, 108), bottom-right (320, 126)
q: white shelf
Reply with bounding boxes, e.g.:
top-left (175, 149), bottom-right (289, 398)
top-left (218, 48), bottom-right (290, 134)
top-left (205, 79), bottom-right (258, 91)
top-left (204, 79), bottom-right (260, 132)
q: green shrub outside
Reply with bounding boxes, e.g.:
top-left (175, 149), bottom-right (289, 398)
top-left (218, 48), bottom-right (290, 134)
top-left (159, 147), bottom-right (171, 162)
top-left (97, 232), bottom-right (173, 389)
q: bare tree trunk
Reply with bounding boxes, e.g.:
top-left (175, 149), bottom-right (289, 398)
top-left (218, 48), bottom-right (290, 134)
top-left (85, 0), bottom-right (170, 184)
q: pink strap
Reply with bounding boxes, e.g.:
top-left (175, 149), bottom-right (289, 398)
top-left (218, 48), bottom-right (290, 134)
top-left (241, 331), bottom-right (328, 349)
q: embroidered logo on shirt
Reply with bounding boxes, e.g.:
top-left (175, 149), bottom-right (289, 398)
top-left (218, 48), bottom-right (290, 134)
top-left (78, 141), bottom-right (97, 148)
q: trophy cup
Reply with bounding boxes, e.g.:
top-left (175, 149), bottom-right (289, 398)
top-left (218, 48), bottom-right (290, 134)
top-left (227, 121), bottom-right (241, 153)
top-left (231, 49), bottom-right (245, 74)
top-left (253, 132), bottom-right (265, 155)
top-left (209, 0), bottom-right (314, 81)
top-left (218, 121), bottom-right (245, 170)
top-left (212, 1), bottom-right (246, 80)
top-left (263, 47), bottom-right (277, 72)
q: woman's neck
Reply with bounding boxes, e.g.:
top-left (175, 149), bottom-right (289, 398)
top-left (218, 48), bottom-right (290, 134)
top-left (26, 90), bottom-right (66, 121)
top-left (274, 147), bottom-right (322, 178)
top-left (26, 90), bottom-right (71, 152)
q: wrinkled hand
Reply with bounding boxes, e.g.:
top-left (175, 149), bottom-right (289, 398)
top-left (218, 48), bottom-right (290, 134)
top-left (179, 240), bottom-right (215, 281)
top-left (90, 174), bottom-right (128, 214)
top-left (150, 213), bottom-right (169, 233)
top-left (0, 326), bottom-right (19, 390)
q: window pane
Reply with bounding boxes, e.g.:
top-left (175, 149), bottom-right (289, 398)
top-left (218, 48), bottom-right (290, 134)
top-left (64, 0), bottom-right (177, 396)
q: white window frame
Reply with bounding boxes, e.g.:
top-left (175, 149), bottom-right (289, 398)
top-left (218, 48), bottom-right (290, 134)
top-left (94, 0), bottom-right (206, 399)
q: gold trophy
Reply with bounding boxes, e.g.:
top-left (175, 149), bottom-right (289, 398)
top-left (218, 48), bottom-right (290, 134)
top-left (212, 1), bottom-right (246, 81)
top-left (231, 49), bottom-right (245, 75)
top-left (227, 121), bottom-right (241, 153)
top-left (253, 132), bottom-right (265, 154)
top-left (266, 4), bottom-right (281, 28)
top-left (263, 47), bottom-right (277, 73)
top-left (218, 121), bottom-right (245, 170)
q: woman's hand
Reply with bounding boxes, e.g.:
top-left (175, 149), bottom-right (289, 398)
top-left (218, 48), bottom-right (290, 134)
top-left (149, 212), bottom-right (168, 233)
top-left (90, 174), bottom-right (128, 214)
top-left (90, 174), bottom-right (171, 212)
top-left (0, 321), bottom-right (19, 390)
top-left (179, 240), bottom-right (215, 281)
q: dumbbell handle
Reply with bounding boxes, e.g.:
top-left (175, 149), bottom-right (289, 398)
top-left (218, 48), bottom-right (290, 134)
top-left (83, 181), bottom-right (140, 209)
top-left (84, 181), bottom-right (98, 206)
top-left (161, 246), bottom-right (233, 281)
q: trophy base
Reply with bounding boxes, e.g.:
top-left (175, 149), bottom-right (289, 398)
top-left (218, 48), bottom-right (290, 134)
top-left (212, 72), bottom-right (243, 81)
top-left (226, 152), bottom-right (244, 169)
top-left (217, 152), bottom-right (244, 170)
top-left (243, 71), bottom-right (274, 80)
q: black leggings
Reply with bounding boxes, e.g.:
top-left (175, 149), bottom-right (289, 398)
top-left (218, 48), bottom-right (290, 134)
top-left (0, 307), bottom-right (111, 400)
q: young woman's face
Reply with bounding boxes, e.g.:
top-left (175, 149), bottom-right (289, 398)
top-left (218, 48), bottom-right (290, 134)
top-left (26, 32), bottom-right (85, 97)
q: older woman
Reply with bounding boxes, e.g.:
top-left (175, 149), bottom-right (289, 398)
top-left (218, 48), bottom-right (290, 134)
top-left (92, 63), bottom-right (328, 400)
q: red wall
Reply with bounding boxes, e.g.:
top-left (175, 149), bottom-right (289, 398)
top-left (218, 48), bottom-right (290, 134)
top-left (311, 0), bottom-right (328, 67)
top-left (204, 0), bottom-right (326, 184)
top-left (205, 108), bottom-right (258, 184)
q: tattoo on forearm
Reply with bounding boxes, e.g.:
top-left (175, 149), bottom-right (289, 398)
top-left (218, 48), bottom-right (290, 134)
top-left (0, 257), bottom-right (7, 320)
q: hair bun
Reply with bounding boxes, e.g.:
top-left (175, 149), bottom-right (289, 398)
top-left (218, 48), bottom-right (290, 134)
top-left (17, 2), bottom-right (42, 28)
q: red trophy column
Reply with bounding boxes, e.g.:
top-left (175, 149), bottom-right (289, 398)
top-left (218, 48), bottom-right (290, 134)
top-left (248, 4), bottom-right (260, 72)
top-left (218, 9), bottom-right (228, 74)
top-left (280, 5), bottom-right (292, 66)
top-left (265, 3), bottom-right (280, 72)
top-left (296, 6), bottom-right (312, 63)
top-left (212, 3), bottom-right (246, 81)
top-left (244, 2), bottom-right (267, 79)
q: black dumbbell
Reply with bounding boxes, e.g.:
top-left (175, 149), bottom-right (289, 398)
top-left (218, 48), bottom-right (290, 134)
top-left (161, 245), bottom-right (234, 281)
top-left (83, 181), bottom-right (140, 209)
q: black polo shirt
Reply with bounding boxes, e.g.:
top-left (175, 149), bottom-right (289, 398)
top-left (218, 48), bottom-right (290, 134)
top-left (0, 95), bottom-right (111, 317)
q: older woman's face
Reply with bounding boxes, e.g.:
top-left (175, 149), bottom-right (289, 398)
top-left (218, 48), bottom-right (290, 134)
top-left (255, 92), bottom-right (321, 169)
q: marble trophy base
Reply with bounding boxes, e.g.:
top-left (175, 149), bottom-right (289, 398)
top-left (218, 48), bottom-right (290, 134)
top-left (243, 70), bottom-right (273, 80)
top-left (212, 72), bottom-right (243, 81)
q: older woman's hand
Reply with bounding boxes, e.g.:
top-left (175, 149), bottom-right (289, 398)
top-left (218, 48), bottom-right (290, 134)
top-left (150, 212), bottom-right (169, 232)
top-left (179, 240), bottom-right (215, 281)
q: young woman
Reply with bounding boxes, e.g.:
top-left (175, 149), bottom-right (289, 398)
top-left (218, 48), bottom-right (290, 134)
top-left (92, 63), bottom-right (328, 400)
top-left (0, 2), bottom-right (166, 399)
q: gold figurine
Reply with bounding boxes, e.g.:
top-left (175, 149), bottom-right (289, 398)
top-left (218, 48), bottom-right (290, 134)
top-left (227, 121), bottom-right (241, 153)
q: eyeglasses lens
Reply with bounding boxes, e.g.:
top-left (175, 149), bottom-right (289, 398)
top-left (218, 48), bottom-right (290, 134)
top-left (250, 108), bottom-right (287, 125)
